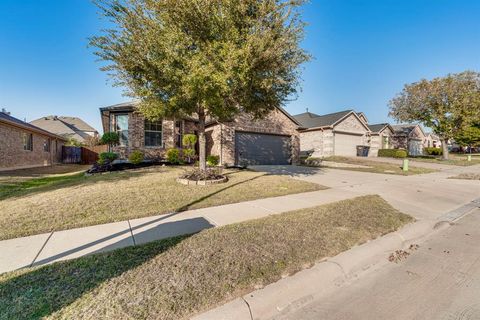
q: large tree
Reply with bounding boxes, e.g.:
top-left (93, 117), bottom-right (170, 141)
top-left (454, 125), bottom-right (480, 152)
top-left (389, 71), bottom-right (480, 160)
top-left (91, 0), bottom-right (310, 170)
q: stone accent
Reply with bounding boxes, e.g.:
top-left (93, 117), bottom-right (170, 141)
top-left (0, 122), bottom-right (64, 171)
top-left (176, 176), bottom-right (228, 186)
top-left (369, 127), bottom-right (394, 157)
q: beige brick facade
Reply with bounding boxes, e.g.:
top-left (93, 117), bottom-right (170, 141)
top-left (0, 122), bottom-right (64, 171)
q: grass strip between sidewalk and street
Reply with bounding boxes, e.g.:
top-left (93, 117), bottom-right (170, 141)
top-left (0, 195), bottom-right (413, 320)
top-left (449, 173), bottom-right (480, 180)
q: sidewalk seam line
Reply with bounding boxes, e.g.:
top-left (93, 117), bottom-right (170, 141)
top-left (241, 297), bottom-right (254, 320)
top-left (30, 231), bottom-right (54, 267)
top-left (128, 220), bottom-right (136, 246)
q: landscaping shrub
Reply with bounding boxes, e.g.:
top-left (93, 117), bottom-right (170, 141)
top-left (98, 152), bottom-right (118, 165)
top-left (378, 149), bottom-right (407, 158)
top-left (305, 157), bottom-right (322, 166)
top-left (182, 134), bottom-right (198, 164)
top-left (166, 148), bottom-right (181, 164)
top-left (128, 150), bottom-right (144, 165)
top-left (100, 132), bottom-right (120, 146)
top-left (207, 155), bottom-right (220, 166)
top-left (424, 147), bottom-right (443, 156)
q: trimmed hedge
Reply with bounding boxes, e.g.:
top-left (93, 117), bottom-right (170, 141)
top-left (378, 149), bottom-right (408, 158)
top-left (424, 147), bottom-right (443, 156)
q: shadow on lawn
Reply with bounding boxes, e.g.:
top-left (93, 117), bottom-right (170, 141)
top-left (0, 235), bottom-right (189, 320)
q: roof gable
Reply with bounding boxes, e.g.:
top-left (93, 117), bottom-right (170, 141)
top-left (293, 110), bottom-right (353, 128)
top-left (333, 112), bottom-right (371, 132)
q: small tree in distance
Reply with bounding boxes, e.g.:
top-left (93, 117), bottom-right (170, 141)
top-left (389, 71), bottom-right (480, 160)
top-left (90, 0), bottom-right (310, 171)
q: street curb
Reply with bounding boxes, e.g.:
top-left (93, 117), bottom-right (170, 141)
top-left (192, 213), bottom-right (476, 320)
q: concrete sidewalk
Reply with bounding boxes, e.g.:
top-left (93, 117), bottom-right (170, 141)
top-left (0, 188), bottom-right (359, 274)
top-left (1, 163), bottom-right (479, 274)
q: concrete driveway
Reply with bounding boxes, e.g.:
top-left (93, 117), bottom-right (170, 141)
top-left (251, 164), bottom-right (480, 221)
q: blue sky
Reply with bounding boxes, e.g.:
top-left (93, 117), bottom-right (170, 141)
top-left (1, 0), bottom-right (479, 133)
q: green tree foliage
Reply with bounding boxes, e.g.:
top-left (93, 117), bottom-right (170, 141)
top-left (454, 126), bottom-right (480, 150)
top-left (100, 132), bottom-right (120, 146)
top-left (389, 71), bottom-right (480, 160)
top-left (65, 138), bottom-right (83, 147)
top-left (91, 0), bottom-right (310, 170)
top-left (182, 134), bottom-right (197, 163)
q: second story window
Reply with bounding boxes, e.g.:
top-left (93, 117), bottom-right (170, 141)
top-left (23, 133), bottom-right (33, 151)
top-left (112, 114), bottom-right (129, 146)
top-left (145, 119), bottom-right (162, 147)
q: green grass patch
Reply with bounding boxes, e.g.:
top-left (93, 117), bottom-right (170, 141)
top-left (409, 156), bottom-right (480, 166)
top-left (0, 195), bottom-right (413, 320)
top-left (0, 167), bottom-right (324, 240)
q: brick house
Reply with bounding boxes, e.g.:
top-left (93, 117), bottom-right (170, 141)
top-left (100, 102), bottom-right (300, 165)
top-left (294, 110), bottom-right (372, 157)
top-left (0, 111), bottom-right (66, 171)
top-left (391, 124), bottom-right (427, 156)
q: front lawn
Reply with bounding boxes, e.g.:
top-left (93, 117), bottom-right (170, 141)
top-left (409, 154), bottom-right (480, 166)
top-left (0, 195), bottom-right (413, 320)
top-left (322, 156), bottom-right (436, 175)
top-left (0, 166), bottom-right (324, 240)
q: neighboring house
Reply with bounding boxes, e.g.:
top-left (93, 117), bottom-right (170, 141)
top-left (367, 123), bottom-right (395, 157)
top-left (424, 133), bottom-right (442, 148)
top-left (30, 116), bottom-right (99, 143)
top-left (391, 124), bottom-right (426, 156)
top-left (293, 110), bottom-right (371, 157)
top-left (0, 111), bottom-right (66, 171)
top-left (100, 102), bottom-right (300, 166)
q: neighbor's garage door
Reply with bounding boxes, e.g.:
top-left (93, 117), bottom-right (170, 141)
top-left (235, 132), bottom-right (291, 165)
top-left (334, 133), bottom-right (363, 156)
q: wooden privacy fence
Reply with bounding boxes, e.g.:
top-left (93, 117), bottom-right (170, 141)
top-left (62, 145), bottom-right (108, 164)
top-left (81, 145), bottom-right (108, 165)
top-left (62, 146), bottom-right (81, 164)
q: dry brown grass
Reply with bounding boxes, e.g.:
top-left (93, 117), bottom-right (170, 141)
top-left (323, 156), bottom-right (436, 175)
top-left (0, 165), bottom-right (90, 184)
top-left (0, 195), bottom-right (413, 320)
top-left (449, 173), bottom-right (480, 180)
top-left (0, 166), bottom-right (324, 240)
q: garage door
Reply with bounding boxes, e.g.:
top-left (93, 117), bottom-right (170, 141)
top-left (334, 133), bottom-right (363, 157)
top-left (408, 139), bottom-right (423, 156)
top-left (235, 132), bottom-right (291, 165)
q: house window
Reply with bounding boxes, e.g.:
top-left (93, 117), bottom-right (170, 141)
top-left (23, 133), bottom-right (33, 151)
top-left (175, 120), bottom-right (183, 148)
top-left (43, 138), bottom-right (50, 152)
top-left (145, 119), bottom-right (163, 147)
top-left (112, 114), bottom-right (129, 146)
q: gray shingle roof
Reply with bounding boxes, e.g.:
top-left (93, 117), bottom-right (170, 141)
top-left (368, 123), bottom-right (389, 133)
top-left (293, 110), bottom-right (353, 128)
top-left (30, 116), bottom-right (98, 142)
top-left (0, 112), bottom-right (66, 140)
top-left (391, 124), bottom-right (417, 135)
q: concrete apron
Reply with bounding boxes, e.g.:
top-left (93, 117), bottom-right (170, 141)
top-left (192, 198), bottom-right (480, 320)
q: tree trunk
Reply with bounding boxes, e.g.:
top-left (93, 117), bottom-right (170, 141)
top-left (198, 108), bottom-right (207, 171)
top-left (441, 138), bottom-right (449, 160)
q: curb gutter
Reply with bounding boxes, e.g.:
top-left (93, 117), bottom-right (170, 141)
top-left (192, 199), bottom-right (480, 320)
